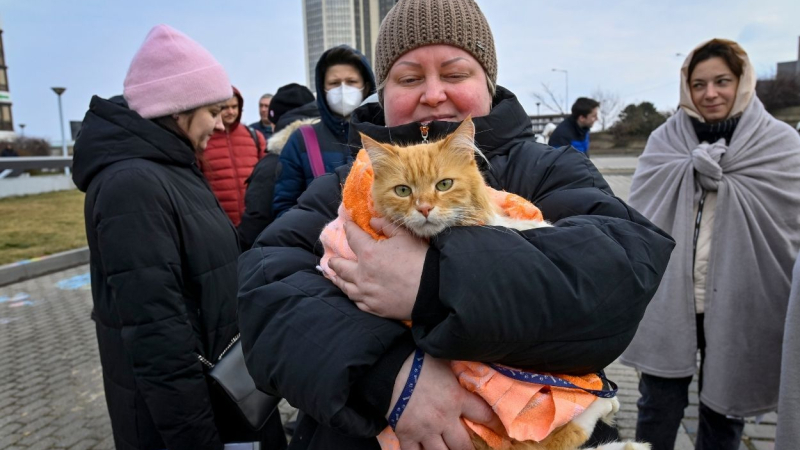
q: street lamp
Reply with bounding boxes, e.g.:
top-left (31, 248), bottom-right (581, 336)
top-left (19, 123), bottom-right (25, 137)
top-left (551, 68), bottom-right (569, 113)
top-left (51, 87), bottom-right (69, 176)
top-left (536, 102), bottom-right (541, 116)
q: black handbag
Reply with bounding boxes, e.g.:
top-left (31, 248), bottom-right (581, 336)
top-left (198, 334), bottom-right (281, 431)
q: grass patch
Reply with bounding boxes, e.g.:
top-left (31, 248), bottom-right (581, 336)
top-left (0, 189), bottom-right (87, 265)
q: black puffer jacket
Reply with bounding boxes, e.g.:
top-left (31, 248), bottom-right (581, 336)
top-left (238, 87), bottom-right (675, 449)
top-left (73, 96), bottom-right (277, 450)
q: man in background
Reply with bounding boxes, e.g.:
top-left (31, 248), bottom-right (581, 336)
top-left (549, 97), bottom-right (600, 156)
top-left (250, 93), bottom-right (274, 140)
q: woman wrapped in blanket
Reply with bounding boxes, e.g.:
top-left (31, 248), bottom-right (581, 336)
top-left (238, 1), bottom-right (675, 449)
top-left (620, 39), bottom-right (800, 450)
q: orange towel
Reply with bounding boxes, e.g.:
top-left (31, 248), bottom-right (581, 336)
top-left (318, 150), bottom-right (601, 449)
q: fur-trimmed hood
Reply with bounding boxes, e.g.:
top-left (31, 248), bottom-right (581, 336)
top-left (266, 118), bottom-right (319, 156)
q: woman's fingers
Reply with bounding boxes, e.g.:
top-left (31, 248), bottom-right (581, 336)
top-left (370, 216), bottom-right (410, 238)
top-left (460, 392), bottom-right (500, 432)
top-left (419, 435), bottom-right (451, 450)
top-left (441, 421), bottom-right (476, 450)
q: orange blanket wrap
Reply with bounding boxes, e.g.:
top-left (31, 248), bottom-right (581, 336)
top-left (318, 150), bottom-right (602, 449)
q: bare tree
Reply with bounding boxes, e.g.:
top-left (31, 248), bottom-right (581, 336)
top-left (756, 71), bottom-right (800, 112)
top-left (531, 83), bottom-right (566, 114)
top-left (591, 88), bottom-right (623, 131)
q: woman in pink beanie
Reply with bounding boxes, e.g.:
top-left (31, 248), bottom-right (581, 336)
top-left (71, 24), bottom-right (286, 450)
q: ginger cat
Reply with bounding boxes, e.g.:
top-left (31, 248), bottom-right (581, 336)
top-left (358, 118), bottom-right (649, 450)
top-left (361, 118), bottom-right (552, 237)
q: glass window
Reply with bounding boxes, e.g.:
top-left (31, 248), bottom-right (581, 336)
top-left (0, 104), bottom-right (13, 131)
top-left (0, 68), bottom-right (8, 92)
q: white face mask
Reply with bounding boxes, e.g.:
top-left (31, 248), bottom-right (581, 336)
top-left (326, 83), bottom-right (364, 117)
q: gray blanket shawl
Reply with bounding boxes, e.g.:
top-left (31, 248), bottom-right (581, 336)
top-left (776, 255), bottom-right (800, 449)
top-left (620, 96), bottom-right (800, 416)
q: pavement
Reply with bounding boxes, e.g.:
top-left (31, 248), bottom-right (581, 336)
top-left (0, 163), bottom-right (780, 449)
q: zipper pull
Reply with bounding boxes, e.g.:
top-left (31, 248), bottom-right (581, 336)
top-left (420, 124), bottom-right (429, 143)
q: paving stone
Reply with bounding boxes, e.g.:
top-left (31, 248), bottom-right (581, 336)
top-left (682, 418), bottom-right (698, 435)
top-left (674, 430), bottom-right (695, 450)
top-left (755, 412), bottom-right (778, 425)
top-left (93, 434), bottom-right (115, 450)
top-left (751, 439), bottom-right (775, 450)
top-left (56, 425), bottom-right (93, 447)
top-left (744, 423), bottom-right (777, 440)
top-left (27, 436), bottom-right (59, 450)
top-left (16, 425), bottom-right (58, 446)
top-left (0, 433), bottom-right (22, 448)
top-left (69, 438), bottom-right (99, 450)
top-left (1, 421), bottom-right (23, 435)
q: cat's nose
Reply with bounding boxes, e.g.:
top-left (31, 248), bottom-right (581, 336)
top-left (417, 205), bottom-right (432, 218)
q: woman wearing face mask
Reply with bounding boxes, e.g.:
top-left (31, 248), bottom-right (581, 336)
top-left (272, 45), bottom-right (376, 218)
top-left (621, 39), bottom-right (800, 450)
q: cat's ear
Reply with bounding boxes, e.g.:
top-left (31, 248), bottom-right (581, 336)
top-left (361, 132), bottom-right (396, 168)
top-left (443, 116), bottom-right (477, 161)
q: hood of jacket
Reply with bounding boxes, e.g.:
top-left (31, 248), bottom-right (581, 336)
top-left (266, 117), bottom-right (320, 156)
top-left (315, 45), bottom-right (377, 139)
top-left (72, 95), bottom-right (197, 192)
top-left (274, 100), bottom-right (320, 133)
top-left (348, 86), bottom-right (534, 166)
top-left (227, 86), bottom-right (245, 129)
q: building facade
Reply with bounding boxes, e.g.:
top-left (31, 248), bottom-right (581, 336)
top-left (0, 16), bottom-right (15, 141)
top-left (302, 0), bottom-right (397, 88)
top-left (776, 36), bottom-right (800, 81)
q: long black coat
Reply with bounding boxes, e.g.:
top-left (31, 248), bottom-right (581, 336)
top-left (238, 87), bottom-right (675, 449)
top-left (73, 96), bottom-right (283, 450)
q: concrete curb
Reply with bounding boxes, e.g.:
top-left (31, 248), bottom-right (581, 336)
top-left (0, 247), bottom-right (89, 287)
top-left (598, 168), bottom-right (636, 176)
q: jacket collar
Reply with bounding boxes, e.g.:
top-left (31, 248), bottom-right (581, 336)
top-left (72, 95), bottom-right (197, 191)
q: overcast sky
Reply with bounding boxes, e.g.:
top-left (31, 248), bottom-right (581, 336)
top-left (2, 0), bottom-right (799, 141)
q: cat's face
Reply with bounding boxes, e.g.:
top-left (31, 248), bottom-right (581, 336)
top-left (362, 118), bottom-right (493, 237)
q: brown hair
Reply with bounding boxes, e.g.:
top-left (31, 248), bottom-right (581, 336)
top-left (323, 46), bottom-right (373, 96)
top-left (152, 108), bottom-right (199, 154)
top-left (688, 39), bottom-right (745, 81)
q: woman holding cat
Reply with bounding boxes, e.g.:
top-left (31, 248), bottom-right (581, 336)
top-left (238, 1), bottom-right (675, 449)
top-left (620, 39), bottom-right (800, 450)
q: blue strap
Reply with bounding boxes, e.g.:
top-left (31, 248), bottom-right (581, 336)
top-left (388, 348), bottom-right (424, 430)
top-left (488, 364), bottom-right (618, 399)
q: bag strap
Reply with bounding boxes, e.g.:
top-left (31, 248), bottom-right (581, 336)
top-left (299, 125), bottom-right (325, 178)
top-left (246, 126), bottom-right (263, 158)
top-left (487, 364), bottom-right (618, 398)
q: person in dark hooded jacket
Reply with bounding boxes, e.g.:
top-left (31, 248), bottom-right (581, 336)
top-left (71, 25), bottom-right (285, 450)
top-left (237, 1), bottom-right (675, 449)
top-left (272, 45), bottom-right (376, 218)
top-left (238, 83), bottom-right (316, 251)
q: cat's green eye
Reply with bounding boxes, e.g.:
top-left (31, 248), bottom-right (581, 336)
top-left (436, 179), bottom-right (454, 191)
top-left (394, 185), bottom-right (412, 197)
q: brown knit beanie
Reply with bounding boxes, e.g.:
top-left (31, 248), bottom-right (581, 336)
top-left (375, 0), bottom-right (497, 89)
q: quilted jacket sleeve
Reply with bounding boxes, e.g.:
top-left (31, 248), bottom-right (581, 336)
top-left (411, 146), bottom-right (675, 373)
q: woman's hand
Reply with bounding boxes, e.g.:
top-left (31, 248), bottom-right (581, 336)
top-left (328, 217), bottom-right (428, 321)
top-left (389, 353), bottom-right (502, 450)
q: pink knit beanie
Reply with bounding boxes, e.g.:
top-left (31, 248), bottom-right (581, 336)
top-left (123, 24), bottom-right (232, 119)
